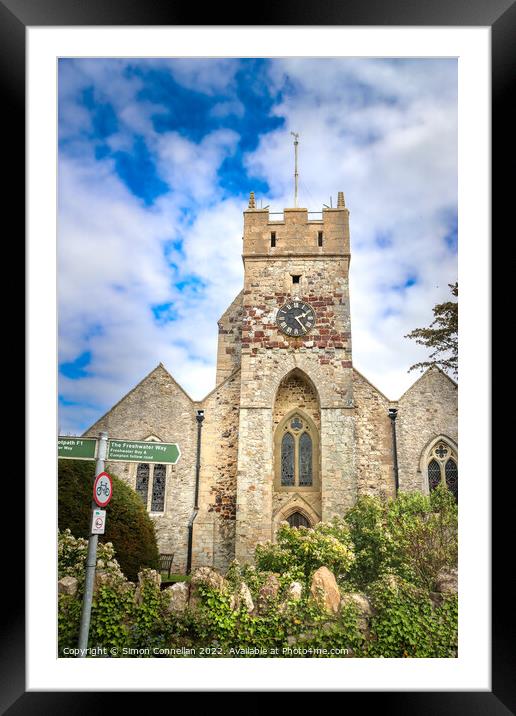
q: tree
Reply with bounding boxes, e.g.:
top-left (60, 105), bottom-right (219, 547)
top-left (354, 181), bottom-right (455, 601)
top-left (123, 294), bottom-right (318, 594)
top-left (405, 282), bottom-right (458, 377)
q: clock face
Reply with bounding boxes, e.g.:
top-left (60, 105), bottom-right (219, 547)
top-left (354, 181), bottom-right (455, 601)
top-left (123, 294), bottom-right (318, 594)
top-left (276, 300), bottom-right (316, 337)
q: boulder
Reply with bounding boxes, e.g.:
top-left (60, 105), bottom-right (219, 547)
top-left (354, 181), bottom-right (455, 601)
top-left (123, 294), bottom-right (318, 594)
top-left (190, 566), bottom-right (225, 591)
top-left (189, 567), bottom-right (226, 610)
top-left (340, 592), bottom-right (374, 635)
top-left (340, 592), bottom-right (373, 616)
top-left (257, 573), bottom-right (280, 611)
top-left (134, 568), bottom-right (162, 604)
top-left (435, 568), bottom-right (458, 594)
top-left (58, 576), bottom-right (78, 597)
top-left (94, 570), bottom-right (113, 590)
top-left (230, 582), bottom-right (254, 613)
top-left (310, 566), bottom-right (341, 614)
top-left (164, 582), bottom-right (190, 614)
top-left (137, 568), bottom-right (162, 589)
top-left (286, 581), bottom-right (303, 601)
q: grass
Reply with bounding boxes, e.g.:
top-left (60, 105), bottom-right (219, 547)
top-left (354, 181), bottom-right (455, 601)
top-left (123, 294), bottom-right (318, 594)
top-left (161, 573), bottom-right (191, 584)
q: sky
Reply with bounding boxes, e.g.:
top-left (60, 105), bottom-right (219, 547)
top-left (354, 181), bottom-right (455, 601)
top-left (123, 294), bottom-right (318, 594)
top-left (58, 58), bottom-right (457, 435)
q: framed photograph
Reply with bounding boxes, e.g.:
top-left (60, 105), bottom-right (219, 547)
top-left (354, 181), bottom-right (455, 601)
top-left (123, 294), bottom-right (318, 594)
top-left (8, 0), bottom-right (508, 708)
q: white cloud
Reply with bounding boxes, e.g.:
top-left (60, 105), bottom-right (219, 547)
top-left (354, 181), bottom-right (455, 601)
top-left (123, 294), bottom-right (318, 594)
top-left (58, 58), bottom-right (457, 433)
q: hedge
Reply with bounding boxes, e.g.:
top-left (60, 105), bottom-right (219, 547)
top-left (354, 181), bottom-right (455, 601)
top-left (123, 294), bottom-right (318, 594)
top-left (58, 459), bottom-right (159, 580)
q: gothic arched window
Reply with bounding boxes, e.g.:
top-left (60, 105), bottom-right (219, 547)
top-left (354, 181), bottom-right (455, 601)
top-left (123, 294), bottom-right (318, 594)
top-left (281, 433), bottom-right (295, 486)
top-left (276, 412), bottom-right (318, 489)
top-left (426, 440), bottom-right (458, 502)
top-left (135, 462), bottom-right (168, 513)
top-left (287, 511), bottom-right (310, 528)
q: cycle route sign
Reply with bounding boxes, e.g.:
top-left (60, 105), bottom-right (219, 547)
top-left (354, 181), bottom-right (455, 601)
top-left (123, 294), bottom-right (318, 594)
top-left (93, 471), bottom-right (113, 508)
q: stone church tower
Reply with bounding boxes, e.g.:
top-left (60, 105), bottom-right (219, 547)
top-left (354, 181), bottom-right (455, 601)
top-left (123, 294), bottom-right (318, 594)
top-left (233, 191), bottom-right (354, 563)
top-left (84, 192), bottom-right (458, 574)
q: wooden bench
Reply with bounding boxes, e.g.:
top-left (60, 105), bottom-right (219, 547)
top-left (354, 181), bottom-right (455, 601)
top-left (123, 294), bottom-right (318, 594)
top-left (159, 553), bottom-right (175, 578)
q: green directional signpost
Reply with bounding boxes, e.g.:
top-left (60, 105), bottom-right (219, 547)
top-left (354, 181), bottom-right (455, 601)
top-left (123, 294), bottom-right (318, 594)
top-left (58, 432), bottom-right (181, 654)
top-left (107, 439), bottom-right (180, 464)
top-left (58, 436), bottom-right (97, 460)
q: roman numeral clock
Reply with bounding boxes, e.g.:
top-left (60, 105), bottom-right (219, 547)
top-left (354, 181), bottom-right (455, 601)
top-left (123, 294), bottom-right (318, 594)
top-left (276, 300), bottom-right (317, 337)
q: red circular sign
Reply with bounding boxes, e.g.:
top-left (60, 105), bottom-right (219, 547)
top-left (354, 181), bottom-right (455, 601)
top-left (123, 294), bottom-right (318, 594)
top-left (93, 472), bottom-right (113, 507)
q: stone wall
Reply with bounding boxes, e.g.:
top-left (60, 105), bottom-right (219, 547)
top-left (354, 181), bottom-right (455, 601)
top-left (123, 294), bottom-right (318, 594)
top-left (273, 370), bottom-right (320, 431)
top-left (215, 290), bottom-right (244, 385)
top-left (353, 369), bottom-right (396, 499)
top-left (194, 368), bottom-right (241, 572)
top-left (84, 364), bottom-right (197, 573)
top-left (396, 367), bottom-right (458, 493)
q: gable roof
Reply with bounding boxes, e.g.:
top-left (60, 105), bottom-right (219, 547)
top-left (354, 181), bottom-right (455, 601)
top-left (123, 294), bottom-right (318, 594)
top-left (352, 366), bottom-right (393, 403)
top-left (82, 362), bottom-right (194, 436)
top-left (397, 365), bottom-right (458, 402)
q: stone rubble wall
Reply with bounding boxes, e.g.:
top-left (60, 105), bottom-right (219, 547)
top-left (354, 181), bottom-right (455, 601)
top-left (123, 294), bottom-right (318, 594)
top-left (215, 290), bottom-right (244, 385)
top-left (396, 367), bottom-right (458, 493)
top-left (194, 368), bottom-right (241, 572)
top-left (352, 369), bottom-right (396, 499)
top-left (84, 364), bottom-right (198, 573)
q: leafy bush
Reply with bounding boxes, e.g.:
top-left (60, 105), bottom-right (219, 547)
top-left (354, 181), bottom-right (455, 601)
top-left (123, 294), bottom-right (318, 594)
top-left (58, 530), bottom-right (168, 656)
top-left (344, 485), bottom-right (457, 590)
top-left (58, 459), bottom-right (159, 580)
top-left (57, 485), bottom-right (458, 658)
top-left (255, 520), bottom-right (355, 580)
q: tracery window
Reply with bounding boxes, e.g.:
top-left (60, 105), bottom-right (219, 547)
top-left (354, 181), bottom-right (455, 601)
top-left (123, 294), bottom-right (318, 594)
top-left (426, 441), bottom-right (458, 502)
top-left (276, 412), bottom-right (318, 489)
top-left (135, 462), bottom-right (167, 513)
top-left (287, 511), bottom-right (310, 528)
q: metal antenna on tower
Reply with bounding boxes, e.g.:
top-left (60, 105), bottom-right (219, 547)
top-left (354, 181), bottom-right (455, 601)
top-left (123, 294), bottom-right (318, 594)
top-left (290, 132), bottom-right (299, 207)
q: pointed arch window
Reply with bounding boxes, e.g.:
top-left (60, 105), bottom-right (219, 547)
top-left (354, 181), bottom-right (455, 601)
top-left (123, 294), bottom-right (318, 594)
top-left (276, 412), bottom-right (318, 489)
top-left (426, 441), bottom-right (458, 502)
top-left (281, 433), bottom-right (295, 486)
top-left (287, 511), bottom-right (310, 528)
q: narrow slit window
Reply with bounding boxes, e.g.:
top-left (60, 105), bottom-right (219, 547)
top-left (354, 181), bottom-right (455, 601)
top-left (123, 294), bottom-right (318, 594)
top-left (136, 463), bottom-right (150, 506)
top-left (428, 459), bottom-right (441, 492)
top-left (281, 433), bottom-right (295, 486)
top-left (151, 464), bottom-right (166, 512)
top-left (270, 232), bottom-right (276, 247)
top-left (318, 231), bottom-right (323, 247)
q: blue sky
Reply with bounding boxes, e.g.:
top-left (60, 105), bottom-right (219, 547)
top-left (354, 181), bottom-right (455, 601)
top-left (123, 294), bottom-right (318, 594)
top-left (58, 58), bottom-right (457, 435)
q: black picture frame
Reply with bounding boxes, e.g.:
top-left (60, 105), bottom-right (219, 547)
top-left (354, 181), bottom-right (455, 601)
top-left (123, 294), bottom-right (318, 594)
top-left (7, 0), bottom-right (510, 710)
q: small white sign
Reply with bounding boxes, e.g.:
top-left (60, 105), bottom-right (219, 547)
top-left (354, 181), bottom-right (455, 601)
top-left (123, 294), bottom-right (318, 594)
top-left (91, 509), bottom-right (106, 535)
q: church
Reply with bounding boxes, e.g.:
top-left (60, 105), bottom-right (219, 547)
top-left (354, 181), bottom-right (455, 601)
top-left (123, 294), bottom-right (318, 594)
top-left (84, 191), bottom-right (458, 573)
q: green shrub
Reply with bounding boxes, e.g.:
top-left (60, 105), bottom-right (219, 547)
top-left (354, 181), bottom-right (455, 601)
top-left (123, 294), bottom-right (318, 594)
top-left (385, 486), bottom-right (458, 590)
top-left (58, 459), bottom-right (159, 580)
top-left (344, 486), bottom-right (457, 590)
top-left (255, 520), bottom-right (355, 580)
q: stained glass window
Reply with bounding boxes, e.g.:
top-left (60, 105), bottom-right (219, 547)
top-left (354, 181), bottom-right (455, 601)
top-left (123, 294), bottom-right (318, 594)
top-left (136, 463), bottom-right (150, 505)
top-left (428, 459), bottom-right (441, 492)
top-left (435, 443), bottom-right (449, 458)
top-left (287, 512), bottom-right (310, 528)
top-left (281, 433), bottom-right (295, 486)
top-left (299, 432), bottom-right (313, 486)
top-left (151, 464), bottom-right (166, 512)
top-left (290, 416), bottom-right (303, 431)
top-left (445, 459), bottom-right (458, 503)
